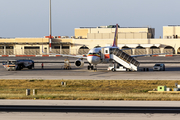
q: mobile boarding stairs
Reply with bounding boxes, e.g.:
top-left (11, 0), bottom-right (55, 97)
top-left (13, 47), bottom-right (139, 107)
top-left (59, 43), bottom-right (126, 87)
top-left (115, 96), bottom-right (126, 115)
top-left (102, 48), bottom-right (140, 71)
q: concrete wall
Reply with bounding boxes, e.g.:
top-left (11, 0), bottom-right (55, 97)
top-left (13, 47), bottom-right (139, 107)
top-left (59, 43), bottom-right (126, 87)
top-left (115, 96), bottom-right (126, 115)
top-left (70, 38), bottom-right (180, 54)
top-left (0, 37), bottom-right (179, 55)
top-left (53, 38), bottom-right (73, 43)
top-left (87, 33), bottom-right (149, 39)
top-left (15, 38), bottom-right (49, 43)
top-left (74, 28), bottom-right (89, 38)
top-left (0, 38), bottom-right (49, 43)
top-left (163, 26), bottom-right (180, 38)
top-left (75, 27), bottom-right (154, 39)
top-left (89, 28), bottom-right (150, 33)
top-left (0, 38), bottom-right (15, 43)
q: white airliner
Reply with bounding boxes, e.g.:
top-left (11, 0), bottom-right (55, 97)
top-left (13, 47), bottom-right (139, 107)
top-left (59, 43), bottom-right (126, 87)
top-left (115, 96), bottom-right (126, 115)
top-left (49, 24), bottom-right (168, 71)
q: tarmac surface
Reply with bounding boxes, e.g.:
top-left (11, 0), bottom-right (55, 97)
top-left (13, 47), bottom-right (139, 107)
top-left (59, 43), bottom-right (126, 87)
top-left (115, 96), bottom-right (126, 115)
top-left (1, 100), bottom-right (180, 120)
top-left (0, 100), bottom-right (180, 107)
top-left (2, 112), bottom-right (180, 120)
top-left (1, 57), bottom-right (180, 119)
top-left (0, 56), bottom-right (180, 80)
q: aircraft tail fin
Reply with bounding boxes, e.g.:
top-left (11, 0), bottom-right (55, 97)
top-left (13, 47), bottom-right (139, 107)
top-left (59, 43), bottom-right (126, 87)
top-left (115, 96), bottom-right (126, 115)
top-left (112, 24), bottom-right (118, 47)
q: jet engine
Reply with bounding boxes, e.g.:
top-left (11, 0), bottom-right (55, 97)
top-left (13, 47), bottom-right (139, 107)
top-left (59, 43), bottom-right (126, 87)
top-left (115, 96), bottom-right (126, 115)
top-left (75, 59), bottom-right (84, 68)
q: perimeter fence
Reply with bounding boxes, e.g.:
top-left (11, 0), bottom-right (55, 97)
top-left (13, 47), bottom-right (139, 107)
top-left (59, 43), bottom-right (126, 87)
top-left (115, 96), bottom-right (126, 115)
top-left (0, 48), bottom-right (174, 55)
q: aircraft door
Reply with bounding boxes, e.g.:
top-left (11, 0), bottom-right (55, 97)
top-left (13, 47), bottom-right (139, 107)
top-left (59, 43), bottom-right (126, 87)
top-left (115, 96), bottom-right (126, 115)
top-left (104, 48), bottom-right (110, 59)
top-left (101, 48), bottom-right (104, 60)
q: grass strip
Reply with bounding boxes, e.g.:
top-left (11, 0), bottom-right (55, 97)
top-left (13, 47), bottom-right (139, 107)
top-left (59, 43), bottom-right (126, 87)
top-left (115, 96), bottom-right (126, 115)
top-left (0, 79), bottom-right (179, 100)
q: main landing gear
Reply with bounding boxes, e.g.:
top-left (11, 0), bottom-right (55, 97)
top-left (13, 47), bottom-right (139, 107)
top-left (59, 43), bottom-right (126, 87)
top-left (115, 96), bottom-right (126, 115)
top-left (87, 64), bottom-right (97, 71)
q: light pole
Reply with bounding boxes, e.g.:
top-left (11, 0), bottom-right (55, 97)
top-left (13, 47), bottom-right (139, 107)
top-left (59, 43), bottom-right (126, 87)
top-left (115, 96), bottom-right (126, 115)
top-left (49, 0), bottom-right (52, 52)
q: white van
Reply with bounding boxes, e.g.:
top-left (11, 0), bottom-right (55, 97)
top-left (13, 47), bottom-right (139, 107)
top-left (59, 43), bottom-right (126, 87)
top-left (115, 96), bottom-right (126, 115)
top-left (153, 63), bottom-right (165, 71)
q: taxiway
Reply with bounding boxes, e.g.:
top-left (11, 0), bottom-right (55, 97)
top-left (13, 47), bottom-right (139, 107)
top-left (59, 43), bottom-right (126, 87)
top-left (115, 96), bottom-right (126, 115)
top-left (0, 56), bottom-right (180, 80)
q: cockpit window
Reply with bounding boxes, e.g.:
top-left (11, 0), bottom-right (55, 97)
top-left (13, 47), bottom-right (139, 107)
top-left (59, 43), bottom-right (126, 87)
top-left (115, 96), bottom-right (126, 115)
top-left (88, 53), bottom-right (101, 55)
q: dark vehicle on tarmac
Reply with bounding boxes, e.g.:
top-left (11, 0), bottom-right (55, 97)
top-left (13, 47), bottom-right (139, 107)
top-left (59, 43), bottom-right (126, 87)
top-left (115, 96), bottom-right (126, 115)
top-left (2, 59), bottom-right (34, 71)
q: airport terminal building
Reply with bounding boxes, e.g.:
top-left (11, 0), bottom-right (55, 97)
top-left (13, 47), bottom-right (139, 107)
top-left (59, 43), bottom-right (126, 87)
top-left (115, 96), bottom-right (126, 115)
top-left (0, 25), bottom-right (180, 55)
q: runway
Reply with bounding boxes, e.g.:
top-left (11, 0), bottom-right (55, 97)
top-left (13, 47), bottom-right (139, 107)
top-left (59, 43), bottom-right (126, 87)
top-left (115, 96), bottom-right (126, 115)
top-left (1, 105), bottom-right (180, 113)
top-left (2, 112), bottom-right (180, 120)
top-left (1, 100), bottom-right (180, 120)
top-left (0, 56), bottom-right (180, 80)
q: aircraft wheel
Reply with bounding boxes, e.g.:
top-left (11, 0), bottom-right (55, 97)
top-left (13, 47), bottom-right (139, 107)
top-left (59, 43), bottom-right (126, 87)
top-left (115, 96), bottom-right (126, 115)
top-left (28, 66), bottom-right (32, 69)
top-left (20, 66), bottom-right (23, 70)
top-left (91, 66), bottom-right (94, 70)
top-left (17, 66), bottom-right (21, 70)
top-left (12, 67), bottom-right (15, 71)
top-left (112, 68), bottom-right (115, 72)
top-left (88, 66), bottom-right (90, 70)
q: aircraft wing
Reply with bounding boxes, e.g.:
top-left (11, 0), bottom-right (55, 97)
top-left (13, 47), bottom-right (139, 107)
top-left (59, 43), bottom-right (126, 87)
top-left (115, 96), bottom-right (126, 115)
top-left (45, 52), bottom-right (87, 59)
top-left (131, 52), bottom-right (172, 57)
top-left (60, 54), bottom-right (87, 59)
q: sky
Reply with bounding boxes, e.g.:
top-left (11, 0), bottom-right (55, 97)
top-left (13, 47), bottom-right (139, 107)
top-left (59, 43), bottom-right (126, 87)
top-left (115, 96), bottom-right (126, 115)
top-left (1, 0), bottom-right (180, 38)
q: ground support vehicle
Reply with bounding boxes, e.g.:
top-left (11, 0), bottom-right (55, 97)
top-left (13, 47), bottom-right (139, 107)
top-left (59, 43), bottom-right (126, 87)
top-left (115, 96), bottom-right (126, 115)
top-left (2, 59), bottom-right (34, 71)
top-left (2, 60), bottom-right (18, 71)
top-left (16, 59), bottom-right (34, 70)
top-left (153, 63), bottom-right (165, 71)
top-left (107, 63), bottom-right (127, 72)
top-left (64, 59), bottom-right (71, 70)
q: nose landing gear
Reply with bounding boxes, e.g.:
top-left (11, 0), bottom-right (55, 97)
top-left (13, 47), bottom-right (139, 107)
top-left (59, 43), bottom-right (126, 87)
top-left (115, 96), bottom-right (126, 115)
top-left (88, 63), bottom-right (94, 70)
top-left (87, 63), bottom-right (97, 71)
top-left (93, 65), bottom-right (97, 71)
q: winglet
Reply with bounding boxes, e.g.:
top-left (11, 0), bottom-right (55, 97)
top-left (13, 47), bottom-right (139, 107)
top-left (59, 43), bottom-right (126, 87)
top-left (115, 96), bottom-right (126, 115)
top-left (112, 24), bottom-right (118, 47)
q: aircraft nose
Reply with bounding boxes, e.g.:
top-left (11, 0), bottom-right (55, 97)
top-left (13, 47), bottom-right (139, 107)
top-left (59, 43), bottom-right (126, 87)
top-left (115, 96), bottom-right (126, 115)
top-left (87, 56), bottom-right (100, 64)
top-left (87, 56), bottom-right (93, 64)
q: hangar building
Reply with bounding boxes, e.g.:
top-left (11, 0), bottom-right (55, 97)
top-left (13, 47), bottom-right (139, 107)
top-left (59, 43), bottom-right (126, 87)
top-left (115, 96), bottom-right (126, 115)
top-left (0, 25), bottom-right (179, 55)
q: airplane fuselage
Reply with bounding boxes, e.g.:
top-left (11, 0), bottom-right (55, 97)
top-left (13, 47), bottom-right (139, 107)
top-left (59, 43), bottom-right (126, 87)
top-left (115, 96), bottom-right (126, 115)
top-left (87, 48), bottom-right (101, 65)
top-left (87, 46), bottom-right (118, 65)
